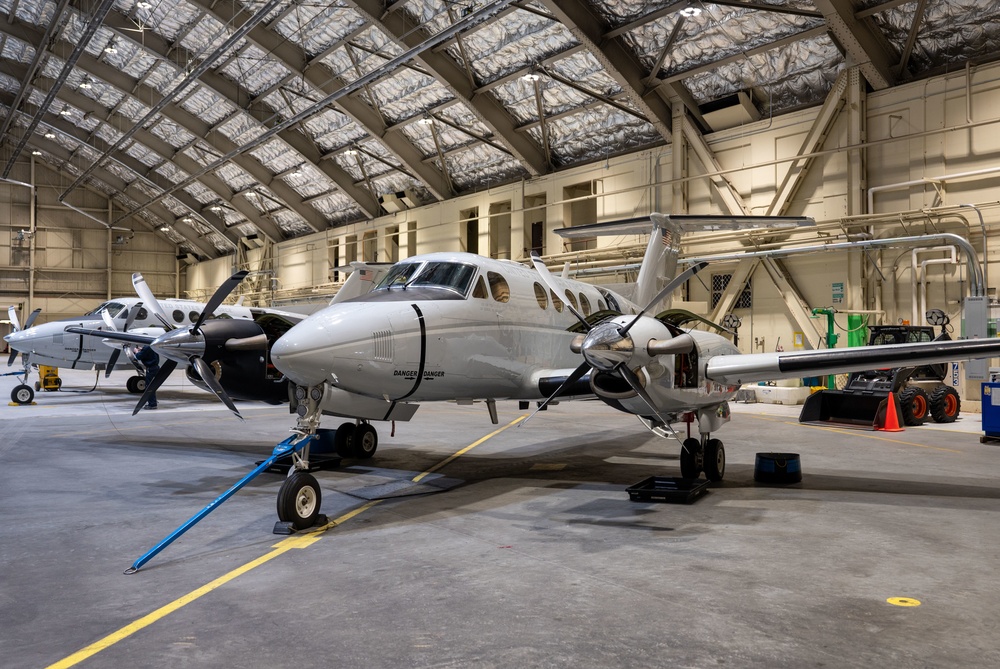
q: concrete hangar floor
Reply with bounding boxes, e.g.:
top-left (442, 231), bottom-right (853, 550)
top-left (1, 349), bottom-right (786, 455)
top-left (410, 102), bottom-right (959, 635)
top-left (2, 369), bottom-right (1000, 668)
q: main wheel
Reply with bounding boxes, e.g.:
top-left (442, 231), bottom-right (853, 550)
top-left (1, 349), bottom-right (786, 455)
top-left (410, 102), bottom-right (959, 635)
top-left (276, 472), bottom-right (322, 530)
top-left (703, 438), bottom-right (726, 482)
top-left (11, 384), bottom-right (34, 405)
top-left (353, 423), bottom-right (378, 459)
top-left (899, 387), bottom-right (929, 426)
top-left (126, 376), bottom-right (144, 394)
top-left (679, 437), bottom-right (702, 479)
top-left (34, 381), bottom-right (41, 391)
top-left (929, 385), bottom-right (961, 423)
top-left (334, 422), bottom-right (356, 458)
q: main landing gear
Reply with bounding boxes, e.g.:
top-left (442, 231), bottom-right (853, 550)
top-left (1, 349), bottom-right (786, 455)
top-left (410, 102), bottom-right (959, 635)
top-left (679, 434), bottom-right (726, 482)
top-left (125, 375), bottom-right (146, 394)
top-left (275, 384), bottom-right (382, 531)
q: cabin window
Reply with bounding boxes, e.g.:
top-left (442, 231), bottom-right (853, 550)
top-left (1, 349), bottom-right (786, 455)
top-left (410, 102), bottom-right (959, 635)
top-left (550, 290), bottom-right (564, 313)
top-left (597, 298), bottom-right (606, 311)
top-left (533, 282), bottom-right (548, 309)
top-left (564, 290), bottom-right (578, 311)
top-left (188, 311), bottom-right (199, 322)
top-left (172, 309), bottom-right (184, 323)
top-left (579, 294), bottom-right (591, 316)
top-left (472, 276), bottom-right (488, 299)
top-left (136, 307), bottom-right (148, 321)
top-left (487, 271), bottom-right (510, 303)
top-left (597, 287), bottom-right (620, 313)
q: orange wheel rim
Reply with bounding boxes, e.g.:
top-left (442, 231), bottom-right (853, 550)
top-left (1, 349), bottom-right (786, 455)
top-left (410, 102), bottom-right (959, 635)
top-left (945, 394), bottom-right (958, 415)
top-left (913, 396), bottom-right (927, 417)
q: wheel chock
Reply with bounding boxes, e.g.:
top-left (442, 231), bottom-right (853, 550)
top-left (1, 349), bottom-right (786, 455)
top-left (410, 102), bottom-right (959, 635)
top-left (273, 513), bottom-right (328, 535)
top-left (7, 401), bottom-right (36, 406)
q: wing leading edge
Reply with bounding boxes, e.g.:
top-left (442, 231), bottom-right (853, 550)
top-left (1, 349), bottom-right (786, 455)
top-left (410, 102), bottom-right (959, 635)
top-left (705, 338), bottom-right (1000, 386)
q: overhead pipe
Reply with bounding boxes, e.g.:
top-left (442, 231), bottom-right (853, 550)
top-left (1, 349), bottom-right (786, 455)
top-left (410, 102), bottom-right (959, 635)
top-left (910, 246), bottom-right (957, 325)
top-left (961, 204), bottom-right (989, 296)
top-left (682, 232), bottom-right (984, 297)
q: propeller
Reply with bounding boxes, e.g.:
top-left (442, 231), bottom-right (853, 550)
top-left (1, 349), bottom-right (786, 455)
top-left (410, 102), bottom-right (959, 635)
top-left (104, 302), bottom-right (144, 378)
top-left (6, 305), bottom-right (41, 366)
top-left (130, 271), bottom-right (249, 419)
top-left (530, 252), bottom-right (590, 330)
top-left (523, 261), bottom-right (707, 425)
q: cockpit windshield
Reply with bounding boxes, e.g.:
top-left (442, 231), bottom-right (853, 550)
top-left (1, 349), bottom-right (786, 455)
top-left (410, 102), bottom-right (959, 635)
top-left (374, 261), bottom-right (477, 296)
top-left (85, 301), bottom-right (127, 317)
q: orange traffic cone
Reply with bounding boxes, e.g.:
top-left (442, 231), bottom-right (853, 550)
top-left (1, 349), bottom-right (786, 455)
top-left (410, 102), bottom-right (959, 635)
top-left (877, 391), bottom-right (905, 432)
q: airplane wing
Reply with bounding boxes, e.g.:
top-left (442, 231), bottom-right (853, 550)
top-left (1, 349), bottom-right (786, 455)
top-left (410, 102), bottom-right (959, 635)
top-left (705, 338), bottom-right (1000, 385)
top-left (63, 327), bottom-right (157, 346)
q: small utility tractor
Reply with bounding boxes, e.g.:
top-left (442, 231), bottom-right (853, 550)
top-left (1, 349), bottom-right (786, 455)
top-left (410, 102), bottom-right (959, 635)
top-left (799, 309), bottom-right (961, 428)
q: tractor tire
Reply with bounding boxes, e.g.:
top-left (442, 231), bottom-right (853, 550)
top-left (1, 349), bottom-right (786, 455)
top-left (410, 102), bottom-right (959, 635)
top-left (899, 386), bottom-right (929, 426)
top-left (929, 385), bottom-right (961, 423)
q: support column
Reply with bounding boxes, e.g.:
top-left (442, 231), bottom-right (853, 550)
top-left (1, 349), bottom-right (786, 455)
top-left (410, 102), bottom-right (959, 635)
top-left (28, 156), bottom-right (36, 313)
top-left (671, 104), bottom-right (687, 215)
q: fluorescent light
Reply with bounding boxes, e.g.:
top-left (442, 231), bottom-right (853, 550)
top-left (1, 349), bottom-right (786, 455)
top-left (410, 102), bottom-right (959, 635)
top-left (679, 7), bottom-right (702, 17)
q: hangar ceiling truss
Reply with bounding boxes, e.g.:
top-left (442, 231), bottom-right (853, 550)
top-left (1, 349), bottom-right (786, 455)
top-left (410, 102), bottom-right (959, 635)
top-left (1, 0), bottom-right (997, 259)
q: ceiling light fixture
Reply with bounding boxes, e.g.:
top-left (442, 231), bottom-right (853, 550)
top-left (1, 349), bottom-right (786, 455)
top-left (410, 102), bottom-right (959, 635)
top-left (137, 1), bottom-right (152, 8)
top-left (32, 150), bottom-right (42, 156)
top-left (79, 80), bottom-right (92, 89)
top-left (344, 148), bottom-right (358, 156)
top-left (209, 205), bottom-right (222, 212)
top-left (522, 72), bottom-right (540, 82)
top-left (159, 225), bottom-right (170, 232)
top-left (60, 109), bottom-right (72, 116)
top-left (418, 117), bottom-right (434, 125)
top-left (44, 132), bottom-right (55, 138)
top-left (104, 42), bottom-right (117, 54)
top-left (679, 6), bottom-right (702, 17)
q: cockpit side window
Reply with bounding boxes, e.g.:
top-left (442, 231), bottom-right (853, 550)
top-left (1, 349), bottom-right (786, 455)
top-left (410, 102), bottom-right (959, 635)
top-left (87, 301), bottom-right (126, 317)
top-left (472, 276), bottom-right (488, 299)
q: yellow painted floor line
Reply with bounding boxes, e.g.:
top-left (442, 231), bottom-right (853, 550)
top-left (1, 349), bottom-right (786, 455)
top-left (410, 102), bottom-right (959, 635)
top-left (46, 416), bottom-right (524, 669)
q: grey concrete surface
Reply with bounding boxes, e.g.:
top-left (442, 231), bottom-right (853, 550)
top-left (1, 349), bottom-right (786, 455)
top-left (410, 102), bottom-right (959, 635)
top-left (3, 369), bottom-right (1000, 668)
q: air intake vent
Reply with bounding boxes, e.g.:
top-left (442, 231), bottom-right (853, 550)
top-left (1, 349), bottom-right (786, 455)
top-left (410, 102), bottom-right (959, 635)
top-left (372, 330), bottom-right (393, 362)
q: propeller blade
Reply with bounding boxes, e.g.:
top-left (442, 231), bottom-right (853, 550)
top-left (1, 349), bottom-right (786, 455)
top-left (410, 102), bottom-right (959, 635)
top-left (191, 356), bottom-right (244, 421)
top-left (620, 261), bottom-right (708, 336)
top-left (192, 271), bottom-right (248, 333)
top-left (618, 365), bottom-right (673, 427)
top-left (132, 359), bottom-right (177, 416)
top-left (529, 252), bottom-right (589, 330)
top-left (8, 306), bottom-right (20, 332)
top-left (124, 302), bottom-right (143, 331)
top-left (521, 361), bottom-right (591, 426)
top-left (22, 308), bottom-right (41, 330)
top-left (132, 273), bottom-right (172, 331)
top-left (7, 350), bottom-right (18, 367)
top-left (105, 348), bottom-right (121, 378)
top-left (101, 307), bottom-right (117, 332)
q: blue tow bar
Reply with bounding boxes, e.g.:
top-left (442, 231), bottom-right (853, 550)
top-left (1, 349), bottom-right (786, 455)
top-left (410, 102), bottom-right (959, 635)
top-left (125, 434), bottom-right (316, 574)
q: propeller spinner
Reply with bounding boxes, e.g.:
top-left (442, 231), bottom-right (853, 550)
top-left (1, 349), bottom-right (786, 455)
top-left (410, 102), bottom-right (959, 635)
top-left (131, 271), bottom-right (249, 419)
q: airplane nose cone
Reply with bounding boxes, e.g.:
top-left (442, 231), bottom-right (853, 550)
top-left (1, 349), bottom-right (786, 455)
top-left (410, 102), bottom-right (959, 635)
top-left (271, 324), bottom-right (330, 387)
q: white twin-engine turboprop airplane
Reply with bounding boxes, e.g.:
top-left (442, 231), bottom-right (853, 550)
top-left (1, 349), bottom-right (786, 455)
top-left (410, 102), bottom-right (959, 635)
top-left (4, 275), bottom-right (303, 405)
top-left (263, 213), bottom-right (1000, 530)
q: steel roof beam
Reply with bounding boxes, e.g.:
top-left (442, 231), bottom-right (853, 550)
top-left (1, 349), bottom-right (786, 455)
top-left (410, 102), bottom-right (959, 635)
top-left (538, 0), bottom-right (673, 143)
top-left (188, 0), bottom-right (453, 201)
top-left (346, 0), bottom-right (549, 178)
top-left (814, 0), bottom-right (896, 90)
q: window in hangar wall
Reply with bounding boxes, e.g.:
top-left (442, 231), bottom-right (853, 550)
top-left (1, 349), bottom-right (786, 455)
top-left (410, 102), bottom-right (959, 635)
top-left (462, 206), bottom-right (479, 255)
top-left (489, 200), bottom-right (511, 260)
top-left (711, 273), bottom-right (752, 309)
top-left (562, 181), bottom-right (600, 252)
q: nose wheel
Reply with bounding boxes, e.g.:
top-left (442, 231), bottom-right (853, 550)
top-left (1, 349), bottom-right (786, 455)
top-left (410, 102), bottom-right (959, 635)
top-left (276, 471), bottom-right (323, 530)
top-left (679, 436), bottom-right (726, 481)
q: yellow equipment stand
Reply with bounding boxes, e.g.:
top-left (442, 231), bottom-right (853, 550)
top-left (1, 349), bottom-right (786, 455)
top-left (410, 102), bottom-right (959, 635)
top-left (35, 365), bottom-right (62, 392)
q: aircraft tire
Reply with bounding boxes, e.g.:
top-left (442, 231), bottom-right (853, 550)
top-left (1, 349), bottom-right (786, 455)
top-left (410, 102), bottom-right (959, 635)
top-left (704, 439), bottom-right (725, 482)
top-left (680, 438), bottom-right (702, 479)
top-left (334, 423), bottom-right (356, 458)
top-left (929, 385), bottom-right (961, 423)
top-left (353, 423), bottom-right (378, 459)
top-left (126, 376), bottom-right (143, 394)
top-left (276, 471), bottom-right (322, 531)
top-left (34, 381), bottom-right (41, 392)
top-left (11, 384), bottom-right (34, 405)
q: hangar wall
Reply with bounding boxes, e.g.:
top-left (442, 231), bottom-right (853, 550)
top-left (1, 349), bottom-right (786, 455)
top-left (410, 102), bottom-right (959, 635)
top-left (0, 159), bottom-right (180, 335)
top-left (188, 63), bottom-right (1000, 357)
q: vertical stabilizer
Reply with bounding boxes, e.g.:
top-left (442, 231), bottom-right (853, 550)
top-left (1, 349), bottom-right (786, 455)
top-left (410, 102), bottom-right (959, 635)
top-left (633, 214), bottom-right (683, 310)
